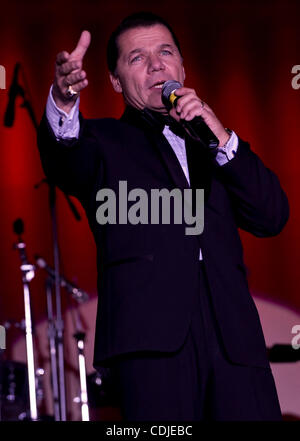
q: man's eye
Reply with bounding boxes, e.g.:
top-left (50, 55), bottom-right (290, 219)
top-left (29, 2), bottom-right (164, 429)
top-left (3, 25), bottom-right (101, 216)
top-left (130, 55), bottom-right (142, 63)
top-left (161, 50), bottom-right (172, 55)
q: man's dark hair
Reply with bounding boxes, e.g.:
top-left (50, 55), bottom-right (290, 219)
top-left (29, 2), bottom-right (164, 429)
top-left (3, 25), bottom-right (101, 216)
top-left (107, 12), bottom-right (183, 74)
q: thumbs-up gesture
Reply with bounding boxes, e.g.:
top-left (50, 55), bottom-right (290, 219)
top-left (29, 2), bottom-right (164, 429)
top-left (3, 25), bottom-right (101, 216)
top-left (52, 30), bottom-right (91, 113)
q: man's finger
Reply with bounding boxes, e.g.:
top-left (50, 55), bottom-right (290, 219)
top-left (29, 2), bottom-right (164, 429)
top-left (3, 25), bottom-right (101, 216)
top-left (56, 51), bottom-right (70, 65)
top-left (58, 60), bottom-right (82, 76)
top-left (64, 70), bottom-right (86, 87)
top-left (69, 30), bottom-right (91, 61)
top-left (174, 87), bottom-right (196, 96)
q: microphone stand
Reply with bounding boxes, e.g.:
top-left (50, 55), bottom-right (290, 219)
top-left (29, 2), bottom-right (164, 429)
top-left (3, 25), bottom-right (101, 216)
top-left (13, 224), bottom-right (38, 421)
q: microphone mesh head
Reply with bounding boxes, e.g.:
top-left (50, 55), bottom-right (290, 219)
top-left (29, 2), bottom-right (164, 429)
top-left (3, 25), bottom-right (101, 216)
top-left (162, 80), bottom-right (182, 101)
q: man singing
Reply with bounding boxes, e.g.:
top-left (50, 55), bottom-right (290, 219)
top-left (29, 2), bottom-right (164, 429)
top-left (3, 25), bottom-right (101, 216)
top-left (37, 12), bottom-right (289, 420)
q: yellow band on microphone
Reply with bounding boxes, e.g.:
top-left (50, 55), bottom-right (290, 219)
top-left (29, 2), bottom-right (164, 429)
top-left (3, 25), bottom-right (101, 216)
top-left (169, 91), bottom-right (177, 106)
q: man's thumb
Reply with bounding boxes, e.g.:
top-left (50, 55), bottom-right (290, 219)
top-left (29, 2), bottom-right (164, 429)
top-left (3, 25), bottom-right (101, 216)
top-left (70, 30), bottom-right (91, 60)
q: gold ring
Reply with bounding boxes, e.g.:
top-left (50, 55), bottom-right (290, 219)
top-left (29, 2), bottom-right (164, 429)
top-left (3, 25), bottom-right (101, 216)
top-left (66, 85), bottom-right (77, 97)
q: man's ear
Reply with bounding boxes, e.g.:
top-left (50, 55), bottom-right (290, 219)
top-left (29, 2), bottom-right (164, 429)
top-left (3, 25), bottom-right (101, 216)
top-left (109, 73), bottom-right (122, 93)
top-left (182, 66), bottom-right (186, 82)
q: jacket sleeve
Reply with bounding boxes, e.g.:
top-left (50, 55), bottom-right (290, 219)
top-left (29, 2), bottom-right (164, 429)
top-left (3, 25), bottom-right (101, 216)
top-left (37, 112), bottom-right (102, 200)
top-left (215, 138), bottom-right (289, 237)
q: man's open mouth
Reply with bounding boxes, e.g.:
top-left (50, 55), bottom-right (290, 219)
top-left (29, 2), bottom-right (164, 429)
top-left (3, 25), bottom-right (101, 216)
top-left (150, 81), bottom-right (166, 89)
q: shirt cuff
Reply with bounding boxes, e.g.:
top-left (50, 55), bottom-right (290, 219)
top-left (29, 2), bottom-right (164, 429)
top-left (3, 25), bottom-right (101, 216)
top-left (46, 84), bottom-right (80, 140)
top-left (215, 130), bottom-right (238, 166)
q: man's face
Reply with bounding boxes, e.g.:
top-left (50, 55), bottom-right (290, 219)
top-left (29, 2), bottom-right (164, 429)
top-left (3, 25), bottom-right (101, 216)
top-left (110, 24), bottom-right (185, 113)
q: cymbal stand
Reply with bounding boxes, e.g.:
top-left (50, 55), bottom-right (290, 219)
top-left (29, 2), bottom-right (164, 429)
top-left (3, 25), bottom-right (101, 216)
top-left (35, 255), bottom-right (90, 420)
top-left (13, 220), bottom-right (38, 421)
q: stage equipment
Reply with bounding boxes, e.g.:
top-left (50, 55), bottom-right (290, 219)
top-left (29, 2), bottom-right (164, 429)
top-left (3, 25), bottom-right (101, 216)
top-left (13, 218), bottom-right (38, 421)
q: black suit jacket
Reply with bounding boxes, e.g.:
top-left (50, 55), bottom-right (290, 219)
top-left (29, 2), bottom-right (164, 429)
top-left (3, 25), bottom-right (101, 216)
top-left (37, 106), bottom-right (289, 369)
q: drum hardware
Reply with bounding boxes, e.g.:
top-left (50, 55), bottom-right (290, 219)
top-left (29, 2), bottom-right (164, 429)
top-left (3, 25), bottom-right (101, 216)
top-left (70, 306), bottom-right (90, 421)
top-left (13, 218), bottom-right (38, 421)
top-left (1, 321), bottom-right (47, 420)
top-left (35, 254), bottom-right (90, 420)
top-left (0, 360), bottom-right (28, 421)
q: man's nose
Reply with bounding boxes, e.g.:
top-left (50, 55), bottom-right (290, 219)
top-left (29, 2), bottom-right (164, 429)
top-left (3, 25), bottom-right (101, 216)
top-left (147, 54), bottom-right (165, 72)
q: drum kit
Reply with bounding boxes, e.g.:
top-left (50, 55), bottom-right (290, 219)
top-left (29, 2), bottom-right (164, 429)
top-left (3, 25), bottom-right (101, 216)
top-left (0, 218), bottom-right (86, 421)
top-left (0, 217), bottom-right (121, 421)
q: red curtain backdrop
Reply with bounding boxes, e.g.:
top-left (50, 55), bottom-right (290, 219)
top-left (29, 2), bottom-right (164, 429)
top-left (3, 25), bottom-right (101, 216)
top-left (0, 0), bottom-right (299, 345)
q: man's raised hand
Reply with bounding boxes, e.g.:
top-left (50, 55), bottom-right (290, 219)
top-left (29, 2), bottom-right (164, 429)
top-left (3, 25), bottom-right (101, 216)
top-left (52, 30), bottom-right (91, 113)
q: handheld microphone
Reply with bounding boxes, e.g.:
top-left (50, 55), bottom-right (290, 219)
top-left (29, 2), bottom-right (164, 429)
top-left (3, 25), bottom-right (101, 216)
top-left (162, 80), bottom-right (219, 149)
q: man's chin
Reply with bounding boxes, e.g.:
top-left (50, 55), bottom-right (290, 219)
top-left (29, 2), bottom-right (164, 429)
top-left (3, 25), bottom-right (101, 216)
top-left (146, 98), bottom-right (168, 113)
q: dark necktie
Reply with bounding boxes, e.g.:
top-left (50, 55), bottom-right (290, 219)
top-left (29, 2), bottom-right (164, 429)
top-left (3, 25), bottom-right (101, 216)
top-left (141, 108), bottom-right (186, 137)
